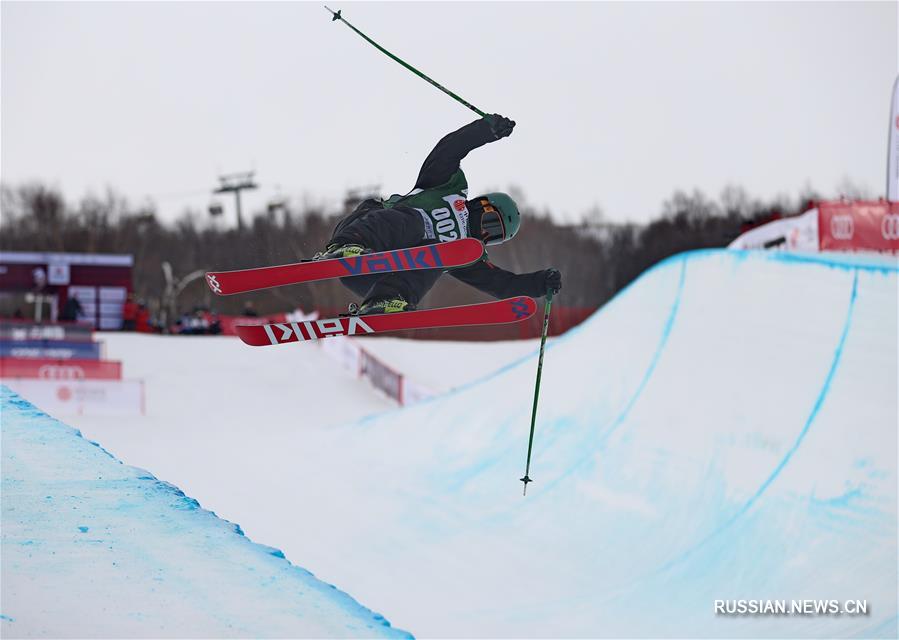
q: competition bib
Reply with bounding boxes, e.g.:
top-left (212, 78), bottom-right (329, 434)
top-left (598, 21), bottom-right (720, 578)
top-left (417, 194), bottom-right (470, 243)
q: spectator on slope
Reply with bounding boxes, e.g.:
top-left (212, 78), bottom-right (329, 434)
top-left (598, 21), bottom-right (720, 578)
top-left (202, 307), bottom-right (222, 335)
top-left (122, 294), bottom-right (138, 331)
top-left (135, 300), bottom-right (152, 333)
top-left (314, 115), bottom-right (562, 315)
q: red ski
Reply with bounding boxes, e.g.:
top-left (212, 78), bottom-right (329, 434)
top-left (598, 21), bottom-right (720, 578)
top-left (205, 239), bottom-right (484, 296)
top-left (235, 296), bottom-right (537, 346)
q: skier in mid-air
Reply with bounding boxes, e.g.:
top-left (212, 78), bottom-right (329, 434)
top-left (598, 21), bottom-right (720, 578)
top-left (316, 114), bottom-right (563, 315)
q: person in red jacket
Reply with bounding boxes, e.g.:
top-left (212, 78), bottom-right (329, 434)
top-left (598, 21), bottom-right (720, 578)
top-left (135, 300), bottom-right (151, 333)
top-left (122, 294), bottom-right (138, 331)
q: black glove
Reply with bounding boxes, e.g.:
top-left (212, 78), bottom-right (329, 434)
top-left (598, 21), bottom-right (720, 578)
top-left (543, 268), bottom-right (562, 294)
top-left (484, 114), bottom-right (515, 140)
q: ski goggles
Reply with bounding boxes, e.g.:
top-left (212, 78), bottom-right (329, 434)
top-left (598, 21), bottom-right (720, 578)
top-left (478, 201), bottom-right (506, 246)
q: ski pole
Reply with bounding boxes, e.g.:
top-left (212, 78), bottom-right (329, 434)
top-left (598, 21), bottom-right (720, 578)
top-left (324, 6), bottom-right (486, 117)
top-left (520, 290), bottom-right (554, 496)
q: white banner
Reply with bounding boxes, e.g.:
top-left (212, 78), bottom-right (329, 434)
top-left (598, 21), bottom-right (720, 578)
top-left (5, 379), bottom-right (145, 416)
top-left (98, 317), bottom-right (124, 330)
top-left (401, 379), bottom-right (436, 406)
top-left (888, 75), bottom-right (899, 201)
top-left (99, 286), bottom-right (127, 303)
top-left (728, 208), bottom-right (819, 252)
top-left (319, 335), bottom-right (361, 374)
top-left (47, 261), bottom-right (70, 285)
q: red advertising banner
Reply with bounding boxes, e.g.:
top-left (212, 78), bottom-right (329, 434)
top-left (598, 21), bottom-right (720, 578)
top-left (818, 201), bottom-right (899, 253)
top-left (0, 357), bottom-right (122, 380)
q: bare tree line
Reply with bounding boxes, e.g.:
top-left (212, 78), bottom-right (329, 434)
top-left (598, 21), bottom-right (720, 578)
top-left (0, 182), bottom-right (824, 321)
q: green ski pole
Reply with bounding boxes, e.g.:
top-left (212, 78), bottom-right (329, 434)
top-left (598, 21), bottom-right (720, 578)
top-left (325, 6), bottom-right (486, 117)
top-left (520, 290), bottom-right (554, 496)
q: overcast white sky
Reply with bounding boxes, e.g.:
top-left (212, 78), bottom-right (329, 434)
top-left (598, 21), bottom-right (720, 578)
top-left (2, 1), bottom-right (896, 226)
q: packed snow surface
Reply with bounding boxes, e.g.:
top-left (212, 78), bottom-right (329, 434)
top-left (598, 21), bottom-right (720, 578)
top-left (5, 248), bottom-right (898, 638)
top-left (40, 331), bottom-right (542, 559)
top-left (276, 249), bottom-right (895, 638)
top-left (0, 387), bottom-right (410, 638)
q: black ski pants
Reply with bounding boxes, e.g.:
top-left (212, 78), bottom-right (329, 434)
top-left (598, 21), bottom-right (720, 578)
top-left (329, 204), bottom-right (441, 305)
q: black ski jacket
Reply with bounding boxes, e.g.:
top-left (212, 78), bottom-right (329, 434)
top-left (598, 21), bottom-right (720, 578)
top-left (415, 118), bottom-right (548, 300)
top-left (332, 118), bottom-right (549, 302)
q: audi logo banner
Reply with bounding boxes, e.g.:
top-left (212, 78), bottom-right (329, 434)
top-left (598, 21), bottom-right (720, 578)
top-left (819, 201), bottom-right (899, 254)
top-left (882, 214), bottom-right (899, 241)
top-left (0, 357), bottom-right (122, 380)
top-left (830, 214), bottom-right (854, 240)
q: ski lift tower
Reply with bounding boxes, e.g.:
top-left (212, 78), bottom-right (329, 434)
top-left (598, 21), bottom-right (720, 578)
top-left (213, 172), bottom-right (258, 231)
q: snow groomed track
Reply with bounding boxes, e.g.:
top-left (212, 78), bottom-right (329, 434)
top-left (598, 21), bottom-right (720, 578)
top-left (0, 387), bottom-right (410, 638)
top-left (266, 249), bottom-right (897, 638)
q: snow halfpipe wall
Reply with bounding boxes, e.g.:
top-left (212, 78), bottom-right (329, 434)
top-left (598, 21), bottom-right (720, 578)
top-left (272, 249), bottom-right (897, 638)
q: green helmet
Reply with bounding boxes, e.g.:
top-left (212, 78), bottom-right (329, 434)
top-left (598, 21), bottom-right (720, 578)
top-left (473, 192), bottom-right (521, 246)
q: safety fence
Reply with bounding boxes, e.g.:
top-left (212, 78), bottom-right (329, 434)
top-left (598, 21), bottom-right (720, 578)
top-left (319, 332), bottom-right (435, 406)
top-left (238, 308), bottom-right (433, 405)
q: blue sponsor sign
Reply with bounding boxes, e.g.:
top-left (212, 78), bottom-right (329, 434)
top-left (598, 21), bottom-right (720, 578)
top-left (0, 340), bottom-right (101, 360)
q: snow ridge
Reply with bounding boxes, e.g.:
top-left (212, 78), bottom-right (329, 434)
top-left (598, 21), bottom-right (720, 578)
top-left (0, 386), bottom-right (411, 639)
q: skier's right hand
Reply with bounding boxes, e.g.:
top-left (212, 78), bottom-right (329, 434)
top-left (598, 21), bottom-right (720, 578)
top-left (542, 268), bottom-right (562, 295)
top-left (484, 114), bottom-right (515, 139)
